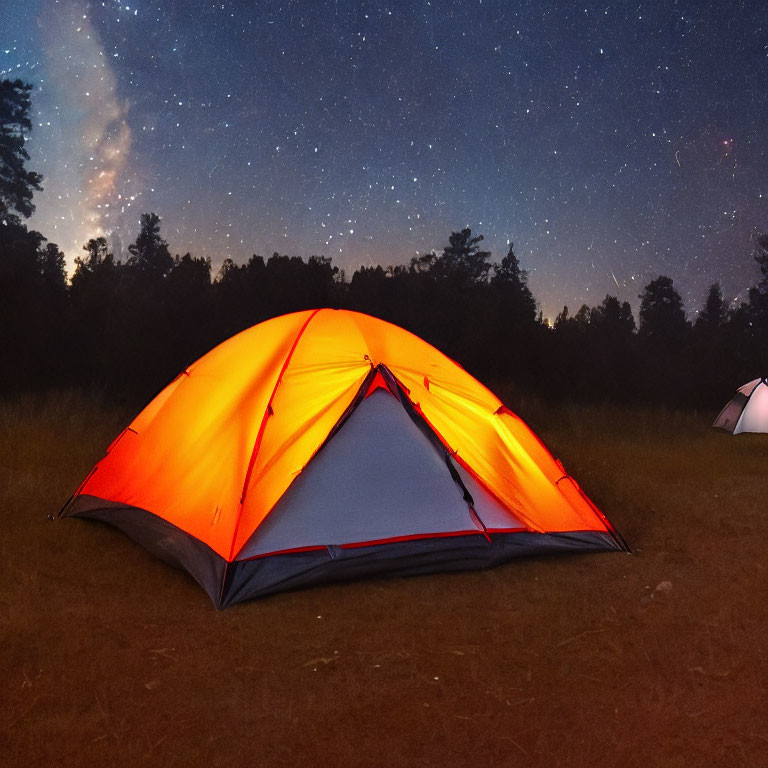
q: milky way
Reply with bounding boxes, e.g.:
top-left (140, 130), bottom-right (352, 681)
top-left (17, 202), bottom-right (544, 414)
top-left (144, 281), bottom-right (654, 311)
top-left (3, 0), bottom-right (768, 319)
top-left (35, 0), bottom-right (132, 252)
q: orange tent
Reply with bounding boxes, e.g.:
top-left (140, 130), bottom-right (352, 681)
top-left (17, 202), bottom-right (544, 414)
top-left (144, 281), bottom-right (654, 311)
top-left (61, 309), bottom-right (626, 606)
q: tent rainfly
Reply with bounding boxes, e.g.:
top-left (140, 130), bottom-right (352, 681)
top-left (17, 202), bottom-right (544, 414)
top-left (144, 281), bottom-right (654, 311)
top-left (60, 309), bottom-right (627, 607)
top-left (713, 378), bottom-right (768, 434)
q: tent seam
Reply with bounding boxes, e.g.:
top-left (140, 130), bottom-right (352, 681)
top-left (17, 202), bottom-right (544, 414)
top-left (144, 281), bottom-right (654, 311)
top-left (227, 308), bottom-right (324, 562)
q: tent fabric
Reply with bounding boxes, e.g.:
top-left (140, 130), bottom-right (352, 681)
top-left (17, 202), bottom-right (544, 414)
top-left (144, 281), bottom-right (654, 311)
top-left (236, 390), bottom-right (524, 560)
top-left (61, 308), bottom-right (626, 607)
top-left (714, 378), bottom-right (768, 434)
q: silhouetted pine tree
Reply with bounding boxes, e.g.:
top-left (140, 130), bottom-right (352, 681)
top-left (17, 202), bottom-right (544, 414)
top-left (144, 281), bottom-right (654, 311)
top-left (433, 228), bottom-right (492, 286)
top-left (695, 282), bottom-right (727, 331)
top-left (486, 243), bottom-right (540, 388)
top-left (69, 237), bottom-right (123, 388)
top-left (0, 79), bottom-right (43, 224)
top-left (638, 276), bottom-right (688, 347)
top-left (637, 276), bottom-right (690, 403)
top-left (127, 213), bottom-right (173, 278)
top-left (588, 295), bottom-right (637, 401)
top-left (0, 79), bottom-right (71, 392)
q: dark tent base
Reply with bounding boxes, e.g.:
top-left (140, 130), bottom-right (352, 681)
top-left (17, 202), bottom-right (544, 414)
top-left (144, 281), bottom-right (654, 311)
top-left (222, 528), bottom-right (626, 608)
top-left (63, 495), bottom-right (627, 609)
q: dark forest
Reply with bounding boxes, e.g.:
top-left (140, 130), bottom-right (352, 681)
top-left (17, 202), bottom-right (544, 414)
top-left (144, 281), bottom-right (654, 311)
top-left (2, 78), bottom-right (767, 409)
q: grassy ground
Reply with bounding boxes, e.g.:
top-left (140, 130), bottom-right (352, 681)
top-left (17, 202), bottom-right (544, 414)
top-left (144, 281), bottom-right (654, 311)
top-left (1, 392), bottom-right (766, 767)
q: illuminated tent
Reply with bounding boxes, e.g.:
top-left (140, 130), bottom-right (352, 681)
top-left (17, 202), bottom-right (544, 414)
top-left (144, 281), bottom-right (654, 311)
top-left (713, 378), bottom-right (768, 434)
top-left (61, 309), bottom-right (626, 607)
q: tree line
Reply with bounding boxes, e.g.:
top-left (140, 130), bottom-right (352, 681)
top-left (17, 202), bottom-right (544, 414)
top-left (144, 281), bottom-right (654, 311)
top-left (2, 78), bottom-right (767, 409)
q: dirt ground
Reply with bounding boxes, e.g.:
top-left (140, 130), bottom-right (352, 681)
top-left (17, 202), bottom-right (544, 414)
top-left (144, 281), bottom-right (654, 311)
top-left (1, 392), bottom-right (766, 767)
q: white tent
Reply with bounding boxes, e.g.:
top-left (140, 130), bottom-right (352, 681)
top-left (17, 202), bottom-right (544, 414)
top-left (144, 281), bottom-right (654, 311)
top-left (713, 378), bottom-right (768, 434)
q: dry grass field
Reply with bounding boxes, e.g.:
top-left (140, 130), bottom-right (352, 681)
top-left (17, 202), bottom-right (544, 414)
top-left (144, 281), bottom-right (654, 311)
top-left (1, 391), bottom-right (766, 767)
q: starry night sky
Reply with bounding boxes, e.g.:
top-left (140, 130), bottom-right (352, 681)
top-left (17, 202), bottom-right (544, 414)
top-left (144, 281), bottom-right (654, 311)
top-left (3, 0), bottom-right (768, 319)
